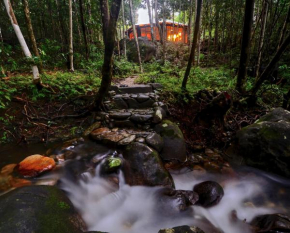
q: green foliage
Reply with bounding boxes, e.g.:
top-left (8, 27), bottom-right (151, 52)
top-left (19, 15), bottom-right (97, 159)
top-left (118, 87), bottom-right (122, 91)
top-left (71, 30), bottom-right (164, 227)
top-left (0, 71), bottom-right (101, 109)
top-left (136, 62), bottom-right (235, 102)
top-left (279, 65), bottom-right (290, 81)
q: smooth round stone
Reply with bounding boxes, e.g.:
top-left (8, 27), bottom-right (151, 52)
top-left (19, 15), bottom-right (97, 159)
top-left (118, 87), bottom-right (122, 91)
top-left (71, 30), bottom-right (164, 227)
top-left (135, 137), bottom-right (145, 143)
top-left (193, 181), bottom-right (224, 208)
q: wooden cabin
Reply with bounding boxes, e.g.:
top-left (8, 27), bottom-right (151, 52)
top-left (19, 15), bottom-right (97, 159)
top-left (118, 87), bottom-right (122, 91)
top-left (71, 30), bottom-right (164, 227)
top-left (126, 21), bottom-right (188, 43)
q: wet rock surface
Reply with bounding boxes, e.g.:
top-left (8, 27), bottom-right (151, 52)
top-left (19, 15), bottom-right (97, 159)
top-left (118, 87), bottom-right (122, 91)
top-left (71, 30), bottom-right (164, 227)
top-left (227, 108), bottom-right (290, 178)
top-left (158, 225), bottom-right (205, 233)
top-left (123, 142), bottom-right (174, 187)
top-left (156, 188), bottom-right (199, 217)
top-left (155, 120), bottom-right (187, 162)
top-left (251, 213), bottom-right (290, 233)
top-left (0, 185), bottom-right (86, 233)
top-left (193, 181), bottom-right (224, 208)
top-left (18, 154), bottom-right (56, 177)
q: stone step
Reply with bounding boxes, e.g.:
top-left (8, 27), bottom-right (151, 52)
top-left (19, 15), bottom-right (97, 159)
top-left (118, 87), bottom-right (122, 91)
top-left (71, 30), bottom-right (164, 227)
top-left (96, 105), bottom-right (168, 129)
top-left (105, 92), bottom-right (161, 110)
top-left (90, 127), bottom-right (163, 151)
top-left (111, 83), bottom-right (163, 94)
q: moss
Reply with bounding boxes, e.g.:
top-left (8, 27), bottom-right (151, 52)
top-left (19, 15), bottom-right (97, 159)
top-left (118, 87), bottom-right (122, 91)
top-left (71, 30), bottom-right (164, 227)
top-left (259, 124), bottom-right (282, 141)
top-left (38, 188), bottom-right (78, 233)
top-left (108, 157), bottom-right (122, 168)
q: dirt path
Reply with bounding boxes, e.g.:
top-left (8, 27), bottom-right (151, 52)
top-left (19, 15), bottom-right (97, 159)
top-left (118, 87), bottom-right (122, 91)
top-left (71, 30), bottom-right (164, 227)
top-left (118, 75), bottom-right (138, 86)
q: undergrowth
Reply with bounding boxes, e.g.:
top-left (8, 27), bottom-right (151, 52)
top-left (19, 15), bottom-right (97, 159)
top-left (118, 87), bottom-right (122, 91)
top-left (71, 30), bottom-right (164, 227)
top-left (0, 71), bottom-right (101, 109)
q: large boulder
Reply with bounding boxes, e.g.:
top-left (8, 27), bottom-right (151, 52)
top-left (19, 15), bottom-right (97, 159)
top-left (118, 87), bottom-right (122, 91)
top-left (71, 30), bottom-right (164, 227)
top-left (123, 142), bottom-right (174, 187)
top-left (154, 120), bottom-right (187, 162)
top-left (127, 37), bottom-right (156, 63)
top-left (0, 185), bottom-right (86, 233)
top-left (226, 108), bottom-right (290, 178)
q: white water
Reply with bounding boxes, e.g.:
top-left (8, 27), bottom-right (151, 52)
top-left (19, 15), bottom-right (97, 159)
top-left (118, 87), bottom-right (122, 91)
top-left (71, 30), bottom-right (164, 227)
top-left (61, 167), bottom-right (287, 233)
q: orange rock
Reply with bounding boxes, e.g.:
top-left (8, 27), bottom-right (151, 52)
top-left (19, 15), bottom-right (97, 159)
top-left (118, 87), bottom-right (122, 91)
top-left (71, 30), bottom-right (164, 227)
top-left (1, 164), bottom-right (17, 175)
top-left (18, 154), bottom-right (56, 177)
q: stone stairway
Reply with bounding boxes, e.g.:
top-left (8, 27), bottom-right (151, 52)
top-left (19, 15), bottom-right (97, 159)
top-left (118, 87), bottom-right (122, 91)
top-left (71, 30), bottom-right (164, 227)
top-left (85, 83), bottom-right (187, 187)
top-left (97, 84), bottom-right (169, 130)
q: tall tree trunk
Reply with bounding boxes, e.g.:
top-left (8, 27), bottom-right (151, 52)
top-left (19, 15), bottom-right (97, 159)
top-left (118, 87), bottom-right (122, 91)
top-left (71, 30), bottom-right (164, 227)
top-left (146, 0), bottom-right (155, 43)
top-left (48, 0), bottom-right (57, 41)
top-left (4, 0), bottom-right (41, 87)
top-left (251, 33), bottom-right (290, 95)
top-left (277, 4), bottom-right (290, 50)
top-left (154, 0), bottom-right (163, 44)
top-left (22, 0), bottom-right (44, 74)
top-left (196, 0), bottom-right (202, 65)
top-left (55, 0), bottom-right (67, 51)
top-left (69, 0), bottom-right (74, 71)
top-left (162, 0), bottom-right (166, 64)
top-left (255, 0), bottom-right (268, 78)
top-left (87, 0), bottom-right (93, 43)
top-left (0, 26), bottom-right (3, 43)
top-left (79, 0), bottom-right (89, 59)
top-left (182, 0), bottom-right (203, 89)
top-left (236, 0), bottom-right (255, 94)
top-left (129, 0), bottom-right (143, 72)
top-left (188, 0), bottom-right (193, 47)
top-left (214, 2), bottom-right (219, 49)
top-left (95, 0), bottom-right (122, 108)
top-left (121, 0), bottom-right (127, 58)
top-left (172, 0), bottom-right (175, 41)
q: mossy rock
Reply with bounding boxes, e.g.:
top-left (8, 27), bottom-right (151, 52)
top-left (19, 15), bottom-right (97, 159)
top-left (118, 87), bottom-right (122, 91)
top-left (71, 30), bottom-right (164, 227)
top-left (154, 120), bottom-right (187, 162)
top-left (226, 108), bottom-right (290, 178)
top-left (127, 37), bottom-right (156, 63)
top-left (123, 142), bottom-right (174, 187)
top-left (158, 225), bottom-right (205, 233)
top-left (0, 185), bottom-right (86, 233)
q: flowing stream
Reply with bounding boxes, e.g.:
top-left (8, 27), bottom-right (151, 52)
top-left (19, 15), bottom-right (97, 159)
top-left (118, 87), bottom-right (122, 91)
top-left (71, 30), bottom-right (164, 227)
top-left (60, 161), bottom-right (290, 233)
top-left (2, 142), bottom-right (290, 233)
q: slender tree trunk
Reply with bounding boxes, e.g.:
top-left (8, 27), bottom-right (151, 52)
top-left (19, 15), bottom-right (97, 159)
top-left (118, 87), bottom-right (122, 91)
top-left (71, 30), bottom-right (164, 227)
top-left (69, 0), bottom-right (74, 71)
top-left (74, 0), bottom-right (83, 44)
top-left (55, 0), bottom-right (67, 51)
top-left (48, 0), bottom-right (57, 41)
top-left (22, 0), bottom-right (43, 74)
top-left (121, 0), bottom-right (127, 58)
top-left (214, 2), bottom-right (219, 49)
top-left (96, 0), bottom-right (122, 108)
top-left (79, 0), bottom-right (89, 59)
top-left (277, 4), bottom-right (290, 50)
top-left (146, 0), bottom-right (155, 43)
top-left (155, 0), bottom-right (163, 44)
top-left (236, 0), bottom-right (255, 94)
top-left (251, 33), bottom-right (290, 95)
top-left (188, 0), bottom-right (193, 47)
top-left (0, 26), bottom-right (3, 43)
top-left (196, 0), bottom-right (202, 65)
top-left (4, 0), bottom-right (41, 87)
top-left (129, 0), bottom-right (143, 72)
top-left (162, 0), bottom-right (166, 64)
top-left (255, 0), bottom-right (268, 78)
top-left (172, 1), bottom-right (175, 41)
top-left (87, 0), bottom-right (93, 43)
top-left (182, 0), bottom-right (203, 89)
